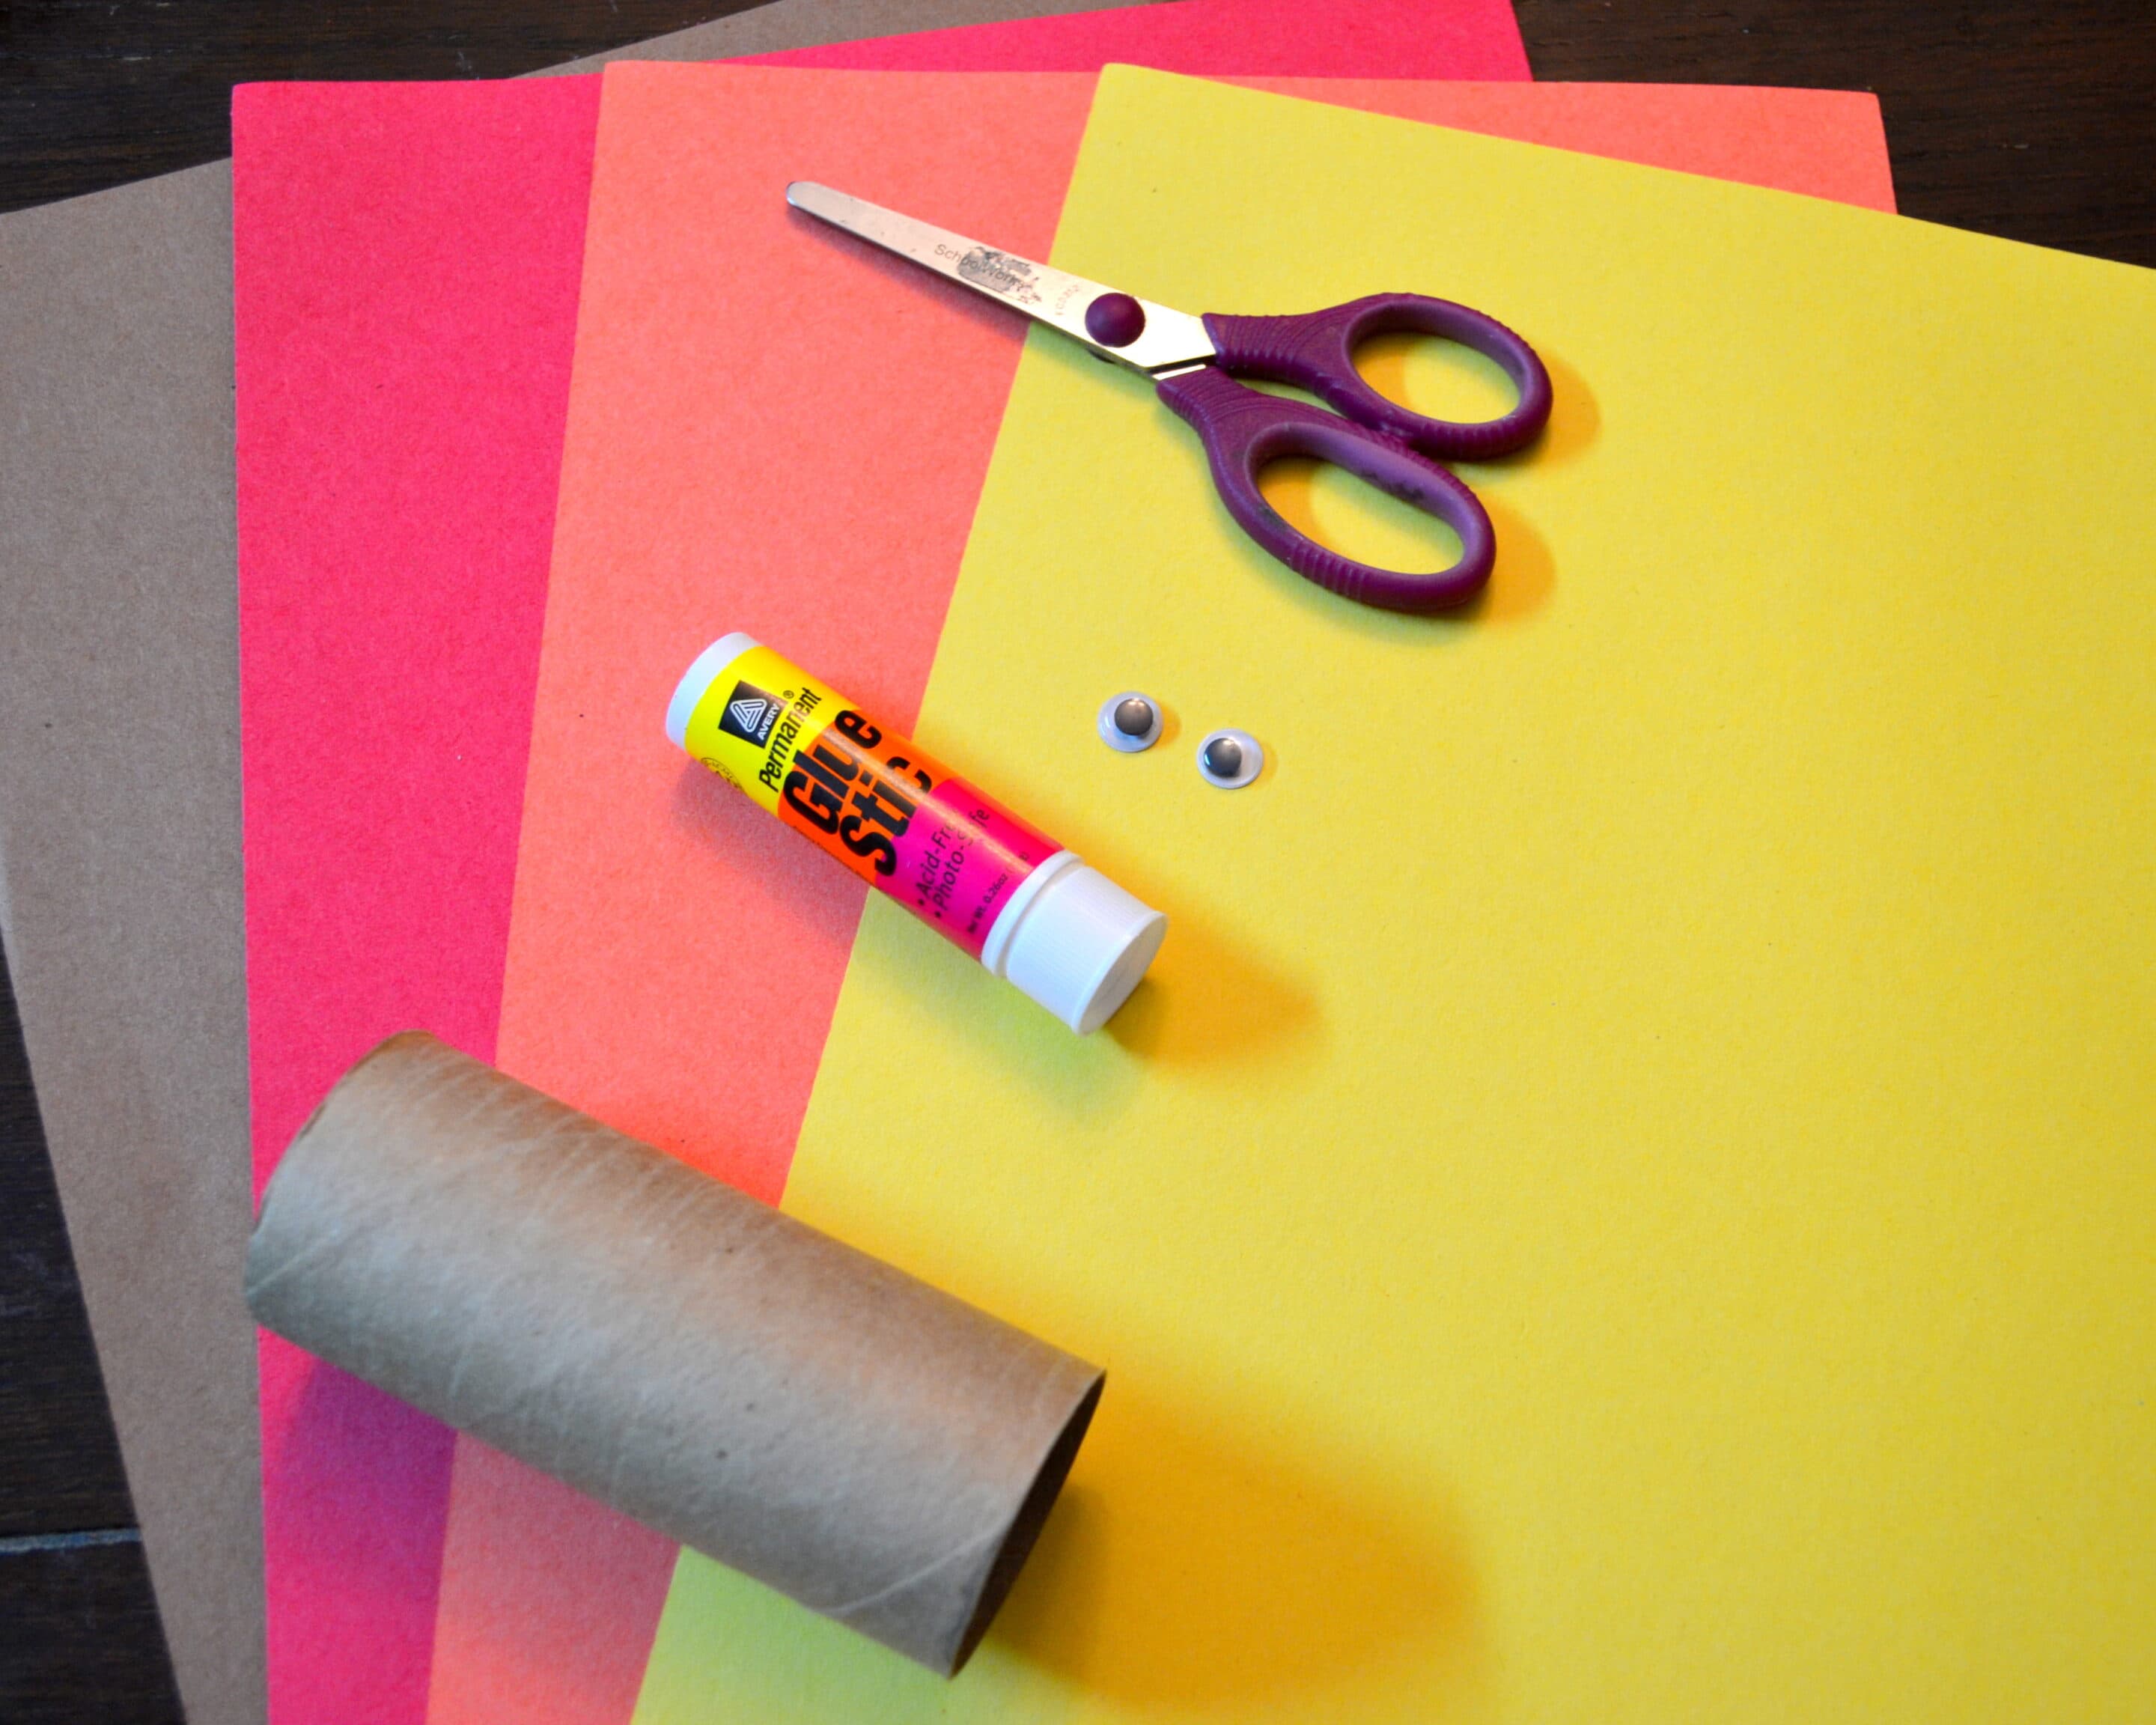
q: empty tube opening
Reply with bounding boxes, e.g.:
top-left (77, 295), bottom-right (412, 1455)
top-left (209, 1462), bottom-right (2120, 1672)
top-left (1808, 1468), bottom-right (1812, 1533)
top-left (948, 1372), bottom-right (1106, 1673)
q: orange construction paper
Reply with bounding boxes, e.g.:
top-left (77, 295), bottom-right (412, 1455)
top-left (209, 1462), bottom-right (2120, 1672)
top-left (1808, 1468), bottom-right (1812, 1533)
top-left (1242, 79), bottom-right (1893, 209)
top-left (438, 65), bottom-right (1894, 1723)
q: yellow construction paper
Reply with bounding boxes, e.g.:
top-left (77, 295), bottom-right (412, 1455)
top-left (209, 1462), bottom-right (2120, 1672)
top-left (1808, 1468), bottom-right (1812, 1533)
top-left (634, 68), bottom-right (2156, 1724)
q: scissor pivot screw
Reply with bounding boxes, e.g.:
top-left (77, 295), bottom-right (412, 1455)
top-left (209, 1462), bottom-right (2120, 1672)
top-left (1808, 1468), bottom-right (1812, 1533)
top-left (1085, 292), bottom-right (1147, 348)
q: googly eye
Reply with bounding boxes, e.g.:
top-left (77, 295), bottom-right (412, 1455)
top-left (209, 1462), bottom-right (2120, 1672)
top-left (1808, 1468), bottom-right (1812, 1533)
top-left (1097, 692), bottom-right (1163, 752)
top-left (1196, 728), bottom-right (1263, 788)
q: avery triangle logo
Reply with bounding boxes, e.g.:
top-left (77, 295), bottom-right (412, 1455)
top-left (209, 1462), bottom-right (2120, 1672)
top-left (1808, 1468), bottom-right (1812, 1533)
top-left (716, 678), bottom-right (782, 746)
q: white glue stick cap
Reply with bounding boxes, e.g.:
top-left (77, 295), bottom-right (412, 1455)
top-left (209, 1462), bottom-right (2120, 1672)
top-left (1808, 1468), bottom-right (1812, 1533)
top-left (666, 632), bottom-right (761, 749)
top-left (981, 853), bottom-right (1168, 1034)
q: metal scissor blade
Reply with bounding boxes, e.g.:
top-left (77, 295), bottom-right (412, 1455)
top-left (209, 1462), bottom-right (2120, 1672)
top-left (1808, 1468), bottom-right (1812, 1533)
top-left (785, 181), bottom-right (1216, 375)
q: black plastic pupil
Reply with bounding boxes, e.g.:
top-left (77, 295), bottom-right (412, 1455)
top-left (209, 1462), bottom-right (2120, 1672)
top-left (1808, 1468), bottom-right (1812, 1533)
top-left (1114, 698), bottom-right (1154, 737)
top-left (1203, 737), bottom-right (1243, 779)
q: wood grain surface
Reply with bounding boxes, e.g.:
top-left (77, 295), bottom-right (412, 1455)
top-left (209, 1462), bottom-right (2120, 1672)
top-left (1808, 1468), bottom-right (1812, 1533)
top-left (1517, 0), bottom-right (2155, 267)
top-left (0, 947), bottom-right (183, 1718)
top-left (1, 1), bottom-right (2149, 1717)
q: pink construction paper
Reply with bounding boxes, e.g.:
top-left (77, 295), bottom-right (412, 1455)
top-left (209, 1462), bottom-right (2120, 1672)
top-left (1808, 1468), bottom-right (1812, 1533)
top-left (230, 47), bottom-right (1895, 1725)
top-left (234, 75), bottom-right (603, 1725)
top-left (748, 0), bottom-right (1530, 76)
top-left (231, 4), bottom-right (1532, 1719)
top-left (227, 64), bottom-right (1897, 1725)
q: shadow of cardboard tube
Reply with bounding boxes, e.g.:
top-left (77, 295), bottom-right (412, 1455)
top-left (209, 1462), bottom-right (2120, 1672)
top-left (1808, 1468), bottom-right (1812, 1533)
top-left (990, 1385), bottom-right (1482, 1712)
top-left (639, 1378), bottom-right (1479, 1718)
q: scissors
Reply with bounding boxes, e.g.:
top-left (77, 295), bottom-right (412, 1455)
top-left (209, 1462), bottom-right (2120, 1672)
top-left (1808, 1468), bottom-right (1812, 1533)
top-left (787, 181), bottom-right (1550, 613)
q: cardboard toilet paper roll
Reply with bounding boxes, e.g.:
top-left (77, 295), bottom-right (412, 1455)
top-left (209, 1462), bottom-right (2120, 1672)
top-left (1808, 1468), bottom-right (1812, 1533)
top-left (243, 1032), bottom-right (1102, 1674)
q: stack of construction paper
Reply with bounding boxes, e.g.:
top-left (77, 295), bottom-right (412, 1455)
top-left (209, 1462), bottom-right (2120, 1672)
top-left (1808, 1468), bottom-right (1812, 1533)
top-left (9, 0), bottom-right (2155, 1721)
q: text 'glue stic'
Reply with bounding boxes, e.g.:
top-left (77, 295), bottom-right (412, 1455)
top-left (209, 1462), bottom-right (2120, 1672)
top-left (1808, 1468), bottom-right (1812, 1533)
top-left (667, 635), bottom-right (1167, 1033)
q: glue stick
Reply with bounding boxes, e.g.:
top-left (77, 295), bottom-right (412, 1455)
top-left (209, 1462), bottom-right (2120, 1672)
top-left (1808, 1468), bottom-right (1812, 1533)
top-left (666, 635), bottom-right (1167, 1033)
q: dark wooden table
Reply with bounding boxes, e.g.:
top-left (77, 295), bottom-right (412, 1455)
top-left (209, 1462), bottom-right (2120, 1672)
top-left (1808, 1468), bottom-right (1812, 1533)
top-left (2, 1), bottom-right (2150, 1717)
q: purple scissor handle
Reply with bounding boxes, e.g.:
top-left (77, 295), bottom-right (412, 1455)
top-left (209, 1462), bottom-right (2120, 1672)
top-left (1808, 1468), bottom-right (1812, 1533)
top-left (1152, 295), bottom-right (1550, 611)
top-left (786, 183), bottom-right (1553, 614)
top-left (1205, 296), bottom-right (1552, 462)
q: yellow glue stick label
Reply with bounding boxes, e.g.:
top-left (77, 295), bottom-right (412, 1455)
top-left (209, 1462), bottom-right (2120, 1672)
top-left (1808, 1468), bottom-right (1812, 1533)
top-left (680, 644), bottom-right (841, 818)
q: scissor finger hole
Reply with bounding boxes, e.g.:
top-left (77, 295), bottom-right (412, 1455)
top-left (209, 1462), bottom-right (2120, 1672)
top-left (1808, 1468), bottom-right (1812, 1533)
top-left (1353, 332), bottom-right (1517, 425)
top-left (1257, 455), bottom-right (1467, 575)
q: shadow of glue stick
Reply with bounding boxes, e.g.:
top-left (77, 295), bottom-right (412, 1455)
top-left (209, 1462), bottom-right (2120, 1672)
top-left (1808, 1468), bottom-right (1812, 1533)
top-left (666, 633), bottom-right (1166, 1033)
